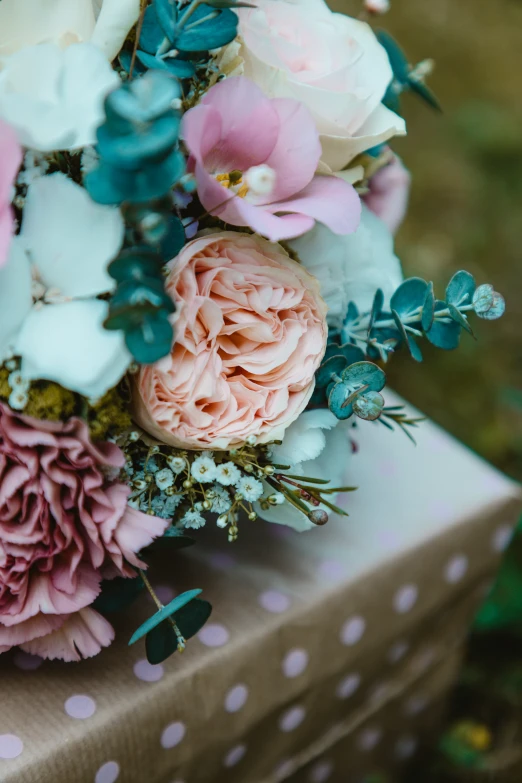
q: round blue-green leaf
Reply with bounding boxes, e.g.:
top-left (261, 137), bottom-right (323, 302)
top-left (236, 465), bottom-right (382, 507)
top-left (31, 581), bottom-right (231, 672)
top-left (390, 277), bottom-right (428, 319)
top-left (160, 215), bottom-right (186, 258)
top-left (472, 283), bottom-right (494, 315)
top-left (145, 598), bottom-right (212, 664)
top-left (154, 0), bottom-right (178, 40)
top-left (446, 270), bottom-right (476, 307)
top-left (375, 30), bottom-right (410, 82)
top-left (342, 301), bottom-right (359, 328)
top-left (125, 312), bottom-right (174, 365)
top-left (129, 588), bottom-right (202, 646)
top-left (157, 525), bottom-right (195, 548)
top-left (353, 391), bottom-right (385, 421)
top-left (391, 309), bottom-right (423, 362)
top-left (107, 72), bottom-right (180, 124)
top-left (341, 361), bottom-right (386, 393)
top-left (94, 576), bottom-right (144, 614)
top-left (316, 355), bottom-right (346, 388)
top-left (479, 291), bottom-right (505, 320)
top-left (426, 300), bottom-right (461, 350)
top-left (328, 382), bottom-right (353, 420)
top-left (139, 5), bottom-right (166, 53)
top-left (368, 288), bottom-right (384, 332)
top-left (97, 114), bottom-right (180, 169)
top-left (340, 344), bottom-right (366, 365)
top-left (421, 281), bottom-right (435, 332)
top-left (176, 5), bottom-right (238, 51)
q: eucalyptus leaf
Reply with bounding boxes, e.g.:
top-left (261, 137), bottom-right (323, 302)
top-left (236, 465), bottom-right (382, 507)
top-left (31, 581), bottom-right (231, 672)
top-left (145, 598), bottom-right (212, 664)
top-left (124, 311), bottom-right (174, 364)
top-left (391, 309), bottom-right (423, 362)
top-left (376, 30), bottom-right (410, 82)
top-left (479, 292), bottom-right (505, 321)
top-left (446, 270), bottom-right (476, 307)
top-left (93, 576), bottom-right (145, 614)
top-left (426, 300), bottom-right (461, 350)
top-left (448, 303), bottom-right (474, 336)
top-left (328, 382), bottom-right (354, 420)
top-left (129, 589), bottom-right (202, 646)
top-left (154, 0), bottom-right (177, 40)
top-left (176, 5), bottom-right (238, 52)
top-left (409, 79), bottom-right (442, 112)
top-left (341, 361), bottom-right (386, 393)
top-left (368, 288), bottom-right (384, 333)
top-left (316, 355), bottom-right (346, 388)
top-left (390, 277), bottom-right (428, 320)
top-left (140, 5), bottom-right (165, 53)
top-left (421, 281), bottom-right (435, 332)
top-left (353, 390), bottom-right (385, 421)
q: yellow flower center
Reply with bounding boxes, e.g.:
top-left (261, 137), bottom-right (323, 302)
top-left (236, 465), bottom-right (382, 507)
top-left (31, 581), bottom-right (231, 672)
top-left (215, 170), bottom-right (249, 199)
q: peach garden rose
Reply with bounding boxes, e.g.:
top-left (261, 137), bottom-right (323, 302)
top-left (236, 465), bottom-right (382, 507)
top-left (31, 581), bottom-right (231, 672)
top-left (133, 232), bottom-right (328, 450)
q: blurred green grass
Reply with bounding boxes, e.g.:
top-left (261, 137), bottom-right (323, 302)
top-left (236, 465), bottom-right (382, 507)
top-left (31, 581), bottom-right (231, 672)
top-left (331, 0), bottom-right (522, 478)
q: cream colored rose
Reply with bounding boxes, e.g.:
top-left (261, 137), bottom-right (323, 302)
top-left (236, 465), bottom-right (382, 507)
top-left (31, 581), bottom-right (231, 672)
top-left (0, 0), bottom-right (139, 61)
top-left (234, 0), bottom-right (406, 172)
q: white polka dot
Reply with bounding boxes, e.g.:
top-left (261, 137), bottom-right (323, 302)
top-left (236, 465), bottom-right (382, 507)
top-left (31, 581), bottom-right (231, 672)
top-left (65, 694), bottom-right (96, 720)
top-left (198, 623), bottom-right (229, 647)
top-left (134, 659), bottom-right (164, 683)
top-left (387, 640), bottom-right (409, 664)
top-left (340, 616), bottom-right (366, 646)
top-left (95, 761), bottom-right (120, 783)
top-left (445, 555), bottom-right (468, 584)
top-left (0, 734), bottom-right (23, 760)
top-left (394, 584), bottom-right (418, 614)
top-left (161, 721), bottom-right (186, 749)
top-left (404, 695), bottom-right (428, 716)
top-left (395, 735), bottom-right (418, 759)
top-left (317, 559), bottom-right (346, 583)
top-left (259, 590), bottom-right (291, 613)
top-left (279, 705), bottom-right (306, 732)
top-left (223, 744), bottom-right (246, 767)
top-left (336, 673), bottom-right (361, 700)
top-left (225, 684), bottom-right (248, 713)
top-left (154, 585), bottom-right (176, 604)
top-left (13, 651), bottom-right (43, 670)
top-left (283, 648), bottom-right (309, 678)
top-left (309, 759), bottom-right (334, 782)
top-left (357, 727), bottom-right (382, 751)
top-left (493, 524), bottom-right (513, 553)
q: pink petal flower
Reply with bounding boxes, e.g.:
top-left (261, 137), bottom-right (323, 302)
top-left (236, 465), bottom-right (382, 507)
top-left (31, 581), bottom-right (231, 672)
top-left (20, 608), bottom-right (115, 662)
top-left (182, 76), bottom-right (360, 241)
top-left (364, 151), bottom-right (411, 235)
top-left (0, 119), bottom-right (22, 267)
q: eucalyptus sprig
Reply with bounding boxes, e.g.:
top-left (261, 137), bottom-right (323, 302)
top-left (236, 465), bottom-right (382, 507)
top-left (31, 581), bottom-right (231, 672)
top-left (376, 29), bottom-right (441, 115)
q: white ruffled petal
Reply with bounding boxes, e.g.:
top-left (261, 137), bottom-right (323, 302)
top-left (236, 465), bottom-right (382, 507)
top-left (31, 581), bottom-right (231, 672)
top-left (15, 299), bottom-right (131, 398)
top-left (0, 237), bottom-right (32, 363)
top-left (0, 0), bottom-right (96, 56)
top-left (21, 173), bottom-right (123, 298)
top-left (270, 408), bottom-right (339, 468)
top-left (91, 0), bottom-right (140, 61)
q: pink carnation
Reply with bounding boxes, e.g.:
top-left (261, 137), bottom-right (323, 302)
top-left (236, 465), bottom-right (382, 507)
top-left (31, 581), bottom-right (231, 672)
top-left (133, 232), bottom-right (328, 450)
top-left (364, 151), bottom-right (411, 235)
top-left (0, 405), bottom-right (167, 661)
top-left (0, 119), bottom-right (22, 266)
top-left (182, 76), bottom-right (361, 242)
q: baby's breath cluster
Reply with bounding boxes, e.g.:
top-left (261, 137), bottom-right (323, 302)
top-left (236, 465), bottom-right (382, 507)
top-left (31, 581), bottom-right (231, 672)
top-left (121, 432), bottom-right (353, 542)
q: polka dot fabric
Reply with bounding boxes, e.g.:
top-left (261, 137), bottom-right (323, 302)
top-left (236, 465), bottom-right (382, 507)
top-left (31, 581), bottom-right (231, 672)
top-left (1, 393), bottom-right (520, 783)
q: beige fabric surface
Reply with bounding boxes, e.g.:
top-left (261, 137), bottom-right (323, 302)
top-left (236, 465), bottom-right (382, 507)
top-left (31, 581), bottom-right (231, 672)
top-left (1, 396), bottom-right (521, 783)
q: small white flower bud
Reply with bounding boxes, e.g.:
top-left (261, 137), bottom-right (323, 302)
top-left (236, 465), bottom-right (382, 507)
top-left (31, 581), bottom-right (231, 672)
top-left (364, 0), bottom-right (390, 13)
top-left (217, 513), bottom-right (229, 528)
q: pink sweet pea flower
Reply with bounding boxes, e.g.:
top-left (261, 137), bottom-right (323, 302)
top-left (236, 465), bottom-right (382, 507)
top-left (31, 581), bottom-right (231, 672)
top-left (182, 76), bottom-right (361, 242)
top-left (0, 119), bottom-right (22, 266)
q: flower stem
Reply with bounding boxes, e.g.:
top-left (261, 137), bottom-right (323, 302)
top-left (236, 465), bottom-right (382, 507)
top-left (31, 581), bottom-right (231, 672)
top-left (139, 569), bottom-right (163, 611)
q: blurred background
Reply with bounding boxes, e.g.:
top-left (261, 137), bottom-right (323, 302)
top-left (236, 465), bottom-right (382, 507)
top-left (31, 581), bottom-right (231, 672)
top-left (334, 0), bottom-right (522, 480)
top-left (331, 1), bottom-right (522, 781)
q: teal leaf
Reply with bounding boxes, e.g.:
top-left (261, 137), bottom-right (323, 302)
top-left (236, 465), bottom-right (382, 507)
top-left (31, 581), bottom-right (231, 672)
top-left (158, 526), bottom-right (196, 548)
top-left (390, 277), bottom-right (428, 320)
top-left (108, 248), bottom-right (164, 283)
top-left (93, 576), bottom-right (144, 614)
top-left (129, 589), bottom-right (202, 646)
top-left (426, 301), bottom-right (461, 350)
top-left (341, 361), bottom-right (386, 392)
top-left (136, 51), bottom-right (196, 79)
top-left (448, 303), bottom-right (474, 336)
top-left (479, 292), bottom-right (505, 320)
top-left (140, 5), bottom-right (165, 54)
top-left (353, 390), bottom-right (385, 421)
top-left (421, 281), bottom-right (435, 332)
top-left (376, 30), bottom-right (410, 83)
top-left (316, 355), bottom-right (346, 388)
top-left (154, 0), bottom-right (177, 40)
top-left (446, 270), bottom-right (476, 307)
top-left (125, 311), bottom-right (174, 364)
top-left (176, 5), bottom-right (238, 52)
top-left (472, 283), bottom-right (494, 315)
top-left (328, 382), bottom-right (354, 420)
top-left (97, 114), bottom-right (181, 168)
top-left (409, 79), bottom-right (442, 112)
top-left (160, 215), bottom-right (186, 258)
top-left (391, 309), bottom-right (423, 362)
top-left (145, 597), bottom-right (212, 664)
top-left (340, 344), bottom-right (366, 365)
top-left (342, 301), bottom-right (359, 327)
top-left (368, 288), bottom-right (384, 333)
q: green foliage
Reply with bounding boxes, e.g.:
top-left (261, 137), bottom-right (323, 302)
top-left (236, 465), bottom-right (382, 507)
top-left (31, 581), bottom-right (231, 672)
top-left (93, 576), bottom-right (145, 613)
top-left (86, 71), bottom-right (188, 364)
top-left (376, 29), bottom-right (442, 115)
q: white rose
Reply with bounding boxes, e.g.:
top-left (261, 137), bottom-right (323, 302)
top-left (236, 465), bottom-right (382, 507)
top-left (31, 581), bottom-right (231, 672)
top-left (0, 43), bottom-right (119, 151)
top-left (289, 205), bottom-right (403, 329)
top-left (0, 0), bottom-right (139, 61)
top-left (235, 0), bottom-right (406, 172)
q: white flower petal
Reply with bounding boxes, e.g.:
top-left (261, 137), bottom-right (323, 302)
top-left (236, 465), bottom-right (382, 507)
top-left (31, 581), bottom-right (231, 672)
top-left (290, 204), bottom-right (403, 328)
top-left (0, 0), bottom-right (96, 57)
top-left (270, 409), bottom-right (339, 468)
top-left (0, 43), bottom-right (119, 152)
top-left (15, 299), bottom-right (131, 398)
top-left (0, 237), bottom-right (32, 363)
top-left (91, 0), bottom-right (140, 61)
top-left (21, 173), bottom-right (123, 298)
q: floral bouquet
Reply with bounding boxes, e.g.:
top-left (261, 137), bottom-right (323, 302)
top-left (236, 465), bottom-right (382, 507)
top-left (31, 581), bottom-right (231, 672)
top-left (0, 0), bottom-right (505, 665)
